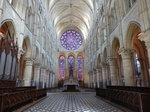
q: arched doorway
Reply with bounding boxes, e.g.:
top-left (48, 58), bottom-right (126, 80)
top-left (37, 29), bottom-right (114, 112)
top-left (133, 30), bottom-right (149, 86)
top-left (0, 21), bottom-right (18, 84)
top-left (126, 23), bottom-right (149, 86)
top-left (111, 38), bottom-right (124, 85)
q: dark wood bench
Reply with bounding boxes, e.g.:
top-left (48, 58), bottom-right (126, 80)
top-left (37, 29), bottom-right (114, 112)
top-left (107, 86), bottom-right (150, 93)
top-left (0, 80), bottom-right (16, 88)
top-left (96, 88), bottom-right (150, 112)
top-left (0, 88), bottom-right (47, 112)
top-left (0, 86), bottom-right (36, 94)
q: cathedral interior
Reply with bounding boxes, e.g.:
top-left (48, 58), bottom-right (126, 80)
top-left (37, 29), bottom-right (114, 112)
top-left (0, 0), bottom-right (150, 112)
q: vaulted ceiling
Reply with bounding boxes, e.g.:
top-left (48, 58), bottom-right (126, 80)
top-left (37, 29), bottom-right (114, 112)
top-left (47, 0), bottom-right (95, 39)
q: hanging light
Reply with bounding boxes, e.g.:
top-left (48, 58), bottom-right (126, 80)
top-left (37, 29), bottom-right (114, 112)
top-left (137, 32), bottom-right (142, 37)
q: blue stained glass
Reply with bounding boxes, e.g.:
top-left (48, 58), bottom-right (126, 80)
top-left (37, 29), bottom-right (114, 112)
top-left (60, 30), bottom-right (82, 50)
top-left (77, 56), bottom-right (83, 80)
top-left (59, 56), bottom-right (65, 79)
top-left (68, 56), bottom-right (75, 70)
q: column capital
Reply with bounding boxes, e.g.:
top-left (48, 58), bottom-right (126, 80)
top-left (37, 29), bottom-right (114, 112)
top-left (118, 48), bottom-right (135, 54)
top-left (108, 58), bottom-right (117, 66)
top-left (18, 48), bottom-right (26, 60)
top-left (107, 57), bottom-right (117, 60)
top-left (96, 68), bottom-right (101, 72)
top-left (24, 58), bottom-right (33, 66)
top-left (118, 48), bottom-right (135, 59)
top-left (107, 57), bottom-right (118, 62)
top-left (34, 63), bottom-right (41, 68)
top-left (24, 57), bottom-right (33, 61)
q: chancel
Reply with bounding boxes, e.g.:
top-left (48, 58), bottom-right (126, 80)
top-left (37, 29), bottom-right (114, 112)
top-left (0, 0), bottom-right (150, 112)
top-left (63, 64), bottom-right (79, 92)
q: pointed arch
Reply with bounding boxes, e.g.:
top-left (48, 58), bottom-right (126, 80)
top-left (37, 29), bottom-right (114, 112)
top-left (77, 53), bottom-right (84, 80)
top-left (125, 22), bottom-right (150, 86)
top-left (0, 20), bottom-right (18, 81)
top-left (58, 53), bottom-right (66, 80)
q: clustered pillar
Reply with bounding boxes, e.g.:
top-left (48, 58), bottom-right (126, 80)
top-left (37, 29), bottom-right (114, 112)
top-left (34, 65), bottom-right (41, 88)
top-left (102, 66), bottom-right (107, 88)
top-left (96, 69), bottom-right (100, 88)
top-left (120, 49), bottom-right (135, 86)
top-left (109, 58), bottom-right (119, 85)
top-left (23, 59), bottom-right (33, 86)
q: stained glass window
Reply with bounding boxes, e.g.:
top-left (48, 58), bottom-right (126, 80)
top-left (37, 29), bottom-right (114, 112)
top-left (77, 56), bottom-right (83, 80)
top-left (60, 30), bottom-right (82, 50)
top-left (59, 56), bottom-right (65, 79)
top-left (68, 56), bottom-right (75, 70)
top-left (135, 54), bottom-right (141, 73)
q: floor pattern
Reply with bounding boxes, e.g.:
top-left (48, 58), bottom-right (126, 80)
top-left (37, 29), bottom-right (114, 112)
top-left (24, 93), bottom-right (124, 112)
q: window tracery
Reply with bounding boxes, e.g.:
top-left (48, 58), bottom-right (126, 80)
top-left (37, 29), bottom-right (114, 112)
top-left (59, 56), bottom-right (65, 80)
top-left (60, 30), bottom-right (82, 50)
top-left (77, 56), bottom-right (83, 80)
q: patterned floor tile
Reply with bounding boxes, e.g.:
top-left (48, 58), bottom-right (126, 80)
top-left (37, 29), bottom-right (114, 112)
top-left (24, 93), bottom-right (124, 112)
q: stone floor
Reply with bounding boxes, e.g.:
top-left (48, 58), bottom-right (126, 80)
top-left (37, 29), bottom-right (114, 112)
top-left (24, 92), bottom-right (124, 112)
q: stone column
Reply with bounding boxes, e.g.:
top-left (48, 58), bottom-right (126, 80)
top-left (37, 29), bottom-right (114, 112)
top-left (51, 73), bottom-right (53, 88)
top-left (98, 68), bottom-right (103, 87)
top-left (88, 73), bottom-right (92, 88)
top-left (45, 70), bottom-right (49, 88)
top-left (109, 58), bottom-right (119, 85)
top-left (34, 64), bottom-right (41, 88)
top-left (49, 73), bottom-right (52, 88)
top-left (93, 70), bottom-right (97, 88)
top-left (17, 48), bottom-right (25, 86)
top-left (102, 66), bottom-right (107, 88)
top-left (88, 73), bottom-right (90, 88)
top-left (90, 74), bottom-right (92, 88)
top-left (23, 59), bottom-right (33, 86)
top-left (40, 68), bottom-right (46, 88)
top-left (119, 49), bottom-right (135, 86)
top-left (89, 72), bottom-right (92, 88)
top-left (46, 71), bottom-right (50, 88)
top-left (92, 71), bottom-right (94, 88)
top-left (96, 69), bottom-right (100, 88)
top-left (52, 74), bottom-right (54, 88)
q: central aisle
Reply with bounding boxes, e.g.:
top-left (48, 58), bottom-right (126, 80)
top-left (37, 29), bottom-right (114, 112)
top-left (24, 92), bottom-right (123, 112)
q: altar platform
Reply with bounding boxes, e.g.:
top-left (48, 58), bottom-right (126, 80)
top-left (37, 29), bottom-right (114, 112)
top-left (63, 79), bottom-right (79, 92)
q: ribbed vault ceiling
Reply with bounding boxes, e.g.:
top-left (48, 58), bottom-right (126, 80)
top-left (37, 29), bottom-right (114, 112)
top-left (47, 0), bottom-right (94, 39)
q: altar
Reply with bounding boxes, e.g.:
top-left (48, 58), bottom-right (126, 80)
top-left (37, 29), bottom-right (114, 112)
top-left (63, 79), bottom-right (79, 91)
top-left (63, 65), bottom-right (79, 92)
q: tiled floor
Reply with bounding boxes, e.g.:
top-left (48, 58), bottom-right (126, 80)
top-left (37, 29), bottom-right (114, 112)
top-left (24, 93), bottom-right (124, 112)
